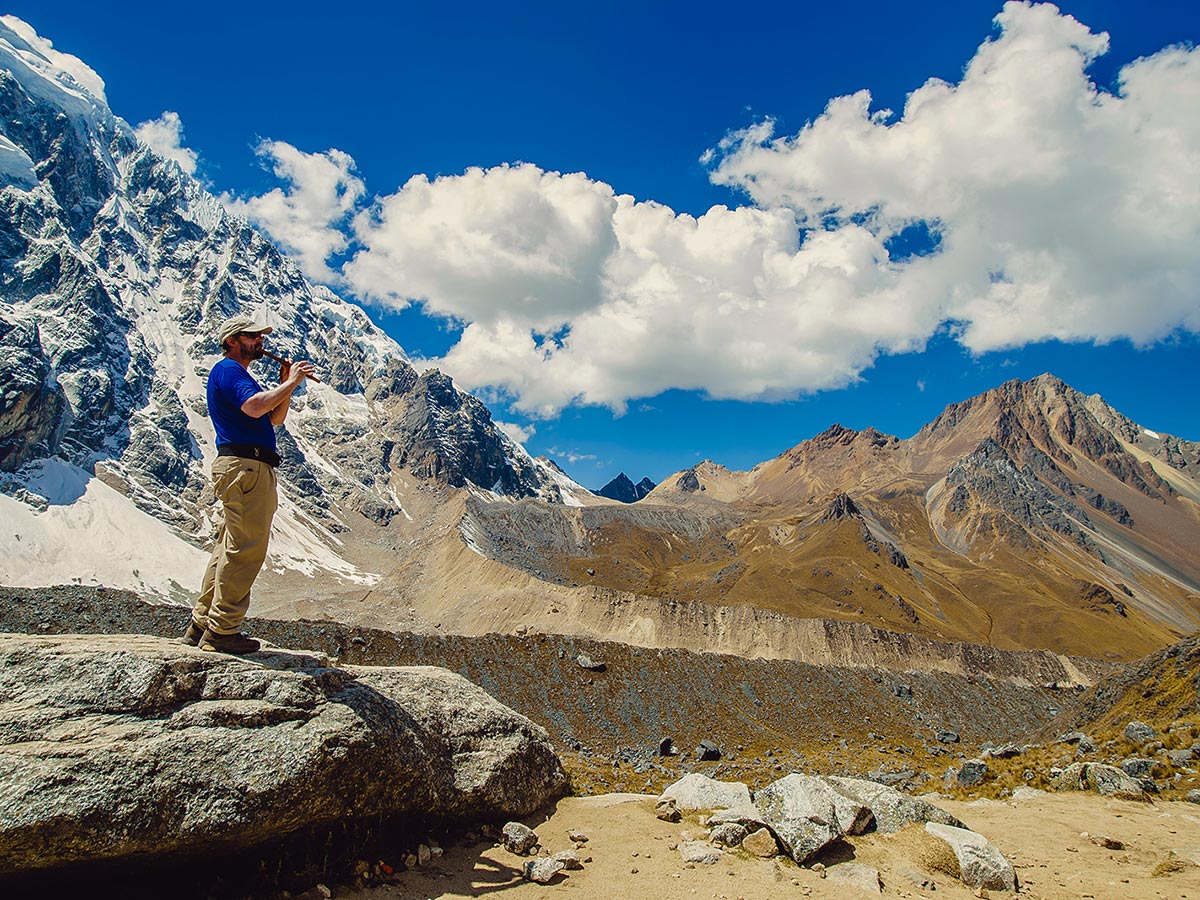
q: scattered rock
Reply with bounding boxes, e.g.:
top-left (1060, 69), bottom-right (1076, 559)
top-left (925, 823), bottom-right (1017, 891)
top-left (658, 737), bottom-right (678, 756)
top-left (937, 730), bottom-right (961, 744)
top-left (523, 857), bottom-right (565, 883)
top-left (741, 827), bottom-right (779, 858)
top-left (958, 759), bottom-right (989, 786)
top-left (553, 849), bottom-right (583, 870)
top-left (502, 822), bottom-right (539, 856)
top-left (708, 822), bottom-right (749, 847)
top-left (695, 739), bottom-right (721, 761)
top-left (1124, 721), bottom-right (1158, 744)
top-left (898, 865), bottom-right (937, 889)
top-left (1089, 834), bottom-right (1125, 850)
top-left (826, 862), bottom-right (883, 894)
top-left (575, 653), bottom-right (606, 671)
top-left (655, 798), bottom-right (682, 822)
top-left (1187, 790), bottom-right (1200, 804)
top-left (567, 829), bottom-right (590, 843)
top-left (678, 841), bottom-right (723, 865)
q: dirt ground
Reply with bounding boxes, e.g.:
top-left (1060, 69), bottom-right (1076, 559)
top-left (341, 791), bottom-right (1200, 900)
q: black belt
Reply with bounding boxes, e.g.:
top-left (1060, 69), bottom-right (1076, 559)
top-left (217, 443), bottom-right (281, 468)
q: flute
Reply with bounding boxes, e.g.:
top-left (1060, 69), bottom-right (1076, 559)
top-left (262, 349), bottom-right (322, 383)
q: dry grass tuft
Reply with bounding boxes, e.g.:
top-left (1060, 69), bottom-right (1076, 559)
top-left (1151, 856), bottom-right (1195, 877)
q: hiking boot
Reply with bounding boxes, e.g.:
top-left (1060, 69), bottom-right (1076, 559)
top-left (180, 619), bottom-right (206, 646)
top-left (199, 629), bottom-right (261, 655)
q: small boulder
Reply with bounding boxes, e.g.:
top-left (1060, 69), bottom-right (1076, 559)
top-left (1121, 757), bottom-right (1159, 778)
top-left (523, 858), bottom-right (565, 883)
top-left (937, 730), bottom-right (960, 744)
top-left (823, 776), bottom-right (965, 834)
top-left (655, 797), bottom-right (682, 823)
top-left (708, 823), bottom-right (749, 847)
top-left (826, 862), bottom-right (883, 894)
top-left (1124, 721), bottom-right (1158, 744)
top-left (925, 823), bottom-right (1017, 891)
top-left (678, 841), bottom-right (723, 865)
top-left (695, 739), bottom-right (721, 761)
top-left (553, 849), bottom-right (584, 870)
top-left (658, 737), bottom-right (678, 756)
top-left (958, 759), bottom-right (989, 786)
top-left (575, 653), bottom-right (605, 672)
top-left (502, 822), bottom-right (539, 855)
top-left (741, 827), bottom-right (780, 858)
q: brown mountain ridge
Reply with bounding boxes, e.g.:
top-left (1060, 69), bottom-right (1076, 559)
top-left (449, 374), bottom-right (1200, 661)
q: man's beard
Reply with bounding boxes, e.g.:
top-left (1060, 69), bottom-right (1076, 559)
top-left (250, 342), bottom-right (265, 360)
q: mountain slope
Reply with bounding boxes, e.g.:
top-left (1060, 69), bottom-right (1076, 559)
top-left (457, 375), bottom-right (1200, 660)
top-left (0, 17), bottom-right (590, 601)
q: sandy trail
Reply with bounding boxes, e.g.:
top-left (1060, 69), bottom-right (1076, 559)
top-left (344, 791), bottom-right (1200, 900)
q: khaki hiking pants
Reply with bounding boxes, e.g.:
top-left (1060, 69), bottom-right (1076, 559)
top-left (192, 456), bottom-right (278, 635)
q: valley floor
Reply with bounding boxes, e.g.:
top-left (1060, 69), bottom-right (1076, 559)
top-left (342, 791), bottom-right (1200, 900)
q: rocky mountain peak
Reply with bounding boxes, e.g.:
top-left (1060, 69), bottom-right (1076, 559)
top-left (596, 472), bottom-right (656, 503)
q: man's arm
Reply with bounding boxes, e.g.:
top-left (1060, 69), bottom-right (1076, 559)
top-left (240, 360), bottom-right (315, 423)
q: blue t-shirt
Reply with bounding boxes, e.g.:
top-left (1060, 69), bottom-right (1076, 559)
top-left (207, 357), bottom-right (276, 451)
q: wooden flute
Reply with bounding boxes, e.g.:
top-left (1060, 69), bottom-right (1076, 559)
top-left (261, 349), bottom-right (322, 383)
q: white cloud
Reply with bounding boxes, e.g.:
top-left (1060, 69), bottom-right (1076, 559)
top-left (708, 1), bottom-right (1200, 354)
top-left (547, 447), bottom-right (598, 465)
top-left (223, 141), bottom-right (365, 284)
top-left (495, 420), bottom-right (536, 444)
top-left (134, 112), bottom-right (197, 176)
top-left (239, 2), bottom-right (1198, 417)
top-left (344, 163), bottom-right (618, 329)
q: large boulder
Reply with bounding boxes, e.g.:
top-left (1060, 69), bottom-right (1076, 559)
top-left (823, 776), bottom-right (965, 833)
top-left (925, 823), bottom-right (1017, 891)
top-left (753, 773), bottom-right (872, 863)
top-left (659, 773), bottom-right (754, 812)
top-left (0, 634), bottom-right (567, 874)
top-left (1052, 762), bottom-right (1147, 798)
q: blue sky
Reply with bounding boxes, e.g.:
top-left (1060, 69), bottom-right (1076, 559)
top-left (10, 1), bottom-right (1199, 487)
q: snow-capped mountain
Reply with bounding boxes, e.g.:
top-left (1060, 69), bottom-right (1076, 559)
top-left (0, 16), bottom-right (588, 600)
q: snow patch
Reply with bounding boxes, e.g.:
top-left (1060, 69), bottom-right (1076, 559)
top-left (0, 459), bottom-right (206, 600)
top-left (1143, 429), bottom-right (1161, 440)
top-left (0, 134), bottom-right (38, 187)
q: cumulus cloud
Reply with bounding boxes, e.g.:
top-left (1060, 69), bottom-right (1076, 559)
top-left (134, 112), bottom-right (198, 176)
top-left (345, 163), bottom-right (618, 329)
top-left (708, 0), bottom-right (1200, 354)
top-left (495, 420), bottom-right (536, 444)
top-left (333, 2), bottom-right (1199, 415)
top-left (224, 141), bottom-right (365, 284)
top-left (236, 2), bottom-right (1197, 416)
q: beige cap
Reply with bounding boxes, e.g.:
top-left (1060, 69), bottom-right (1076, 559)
top-left (217, 313), bottom-right (273, 347)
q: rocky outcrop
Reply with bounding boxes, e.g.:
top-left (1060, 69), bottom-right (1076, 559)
top-left (0, 633), bottom-right (567, 876)
top-left (0, 316), bottom-right (62, 472)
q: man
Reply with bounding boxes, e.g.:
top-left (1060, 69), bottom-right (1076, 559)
top-left (182, 312), bottom-right (315, 654)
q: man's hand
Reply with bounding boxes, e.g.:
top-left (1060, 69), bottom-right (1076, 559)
top-left (283, 360), bottom-right (315, 386)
